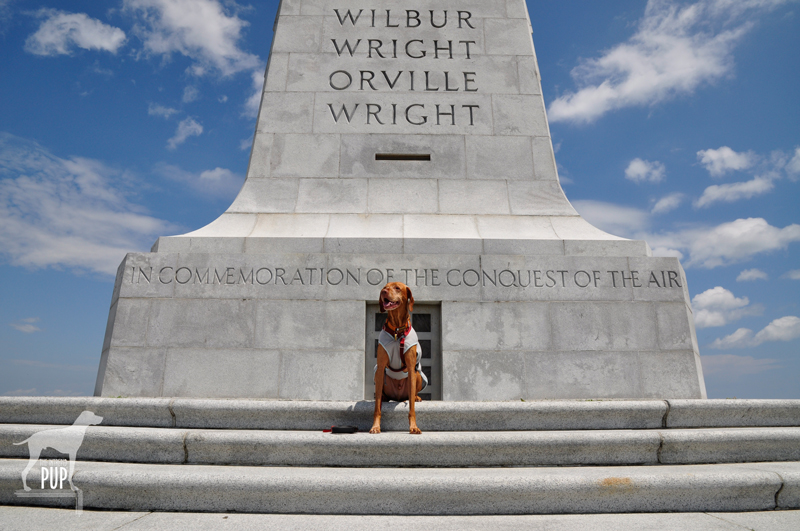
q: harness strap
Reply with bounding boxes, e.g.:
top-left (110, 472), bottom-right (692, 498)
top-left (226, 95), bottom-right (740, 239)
top-left (382, 319), bottom-right (412, 372)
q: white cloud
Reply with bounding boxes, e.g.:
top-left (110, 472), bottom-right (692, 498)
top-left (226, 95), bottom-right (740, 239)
top-left (784, 270), bottom-right (800, 280)
top-left (691, 286), bottom-right (762, 328)
top-left (182, 85), bottom-right (199, 103)
top-left (694, 176), bottom-right (775, 208)
top-left (25, 9), bottom-right (126, 56)
top-left (572, 200), bottom-right (650, 239)
top-left (787, 147), bottom-right (800, 180)
top-left (625, 158), bottom-right (666, 183)
top-left (578, 197), bottom-right (800, 269)
top-left (9, 317), bottom-right (41, 333)
top-left (167, 117), bottom-right (203, 150)
top-left (2, 388), bottom-right (39, 397)
top-left (244, 68), bottom-right (265, 117)
top-left (0, 0), bottom-right (15, 30)
top-left (697, 146), bottom-right (756, 177)
top-left (548, 0), bottom-right (792, 124)
top-left (647, 217), bottom-right (800, 269)
top-left (652, 192), bottom-right (684, 214)
top-left (700, 354), bottom-right (780, 377)
top-left (147, 102), bottom-right (179, 119)
top-left (737, 268), bottom-right (768, 282)
top-left (710, 316), bottom-right (800, 349)
top-left (155, 163), bottom-right (243, 197)
top-left (239, 138), bottom-right (252, 151)
top-left (123, 0), bottom-right (260, 77)
top-left (0, 132), bottom-right (174, 275)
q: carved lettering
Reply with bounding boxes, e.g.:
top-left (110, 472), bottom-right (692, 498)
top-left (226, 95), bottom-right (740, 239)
top-left (175, 267), bottom-right (192, 285)
top-left (133, 264), bottom-right (686, 292)
top-left (334, 9), bottom-right (363, 26)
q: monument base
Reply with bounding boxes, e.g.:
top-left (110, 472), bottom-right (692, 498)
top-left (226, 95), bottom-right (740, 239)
top-left (95, 234), bottom-right (706, 400)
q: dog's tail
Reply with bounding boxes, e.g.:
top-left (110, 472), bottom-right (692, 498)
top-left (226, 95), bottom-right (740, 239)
top-left (12, 438), bottom-right (31, 445)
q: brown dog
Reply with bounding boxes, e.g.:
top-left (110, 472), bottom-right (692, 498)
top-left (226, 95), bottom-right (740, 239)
top-left (370, 282), bottom-right (427, 435)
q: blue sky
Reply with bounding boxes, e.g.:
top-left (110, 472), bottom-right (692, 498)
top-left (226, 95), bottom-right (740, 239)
top-left (0, 0), bottom-right (798, 399)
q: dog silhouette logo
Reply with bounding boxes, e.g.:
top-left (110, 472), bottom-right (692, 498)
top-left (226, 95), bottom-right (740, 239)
top-left (14, 410), bottom-right (103, 493)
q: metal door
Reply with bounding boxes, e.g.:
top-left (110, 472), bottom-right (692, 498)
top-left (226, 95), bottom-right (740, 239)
top-left (365, 303), bottom-right (442, 401)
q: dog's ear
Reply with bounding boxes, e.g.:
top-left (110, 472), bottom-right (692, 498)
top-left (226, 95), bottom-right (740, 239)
top-left (406, 286), bottom-right (414, 313)
top-left (379, 296), bottom-right (386, 313)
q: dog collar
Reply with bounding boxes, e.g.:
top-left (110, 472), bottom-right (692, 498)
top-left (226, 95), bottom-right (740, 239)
top-left (383, 320), bottom-right (411, 340)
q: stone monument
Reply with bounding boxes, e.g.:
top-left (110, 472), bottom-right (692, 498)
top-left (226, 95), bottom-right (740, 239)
top-left (95, 0), bottom-right (707, 400)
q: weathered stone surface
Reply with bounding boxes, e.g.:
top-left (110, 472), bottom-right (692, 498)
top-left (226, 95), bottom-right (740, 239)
top-left (4, 507), bottom-right (800, 531)
top-left (96, 0), bottom-right (706, 400)
top-left (0, 460), bottom-right (794, 514)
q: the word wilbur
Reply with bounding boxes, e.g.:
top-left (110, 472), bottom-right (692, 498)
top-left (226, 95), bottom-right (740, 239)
top-left (334, 8), bottom-right (476, 29)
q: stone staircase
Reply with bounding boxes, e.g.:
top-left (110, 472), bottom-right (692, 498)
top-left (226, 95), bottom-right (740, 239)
top-left (1, 397), bottom-right (799, 514)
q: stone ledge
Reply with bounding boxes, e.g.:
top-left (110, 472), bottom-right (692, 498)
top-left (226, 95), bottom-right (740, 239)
top-left (2, 506), bottom-right (800, 531)
top-left (2, 398), bottom-right (799, 430)
top-left (0, 460), bottom-right (796, 514)
top-left (2, 426), bottom-right (799, 467)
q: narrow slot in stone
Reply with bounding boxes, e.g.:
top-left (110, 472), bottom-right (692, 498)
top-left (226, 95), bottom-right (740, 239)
top-left (375, 153), bottom-right (431, 161)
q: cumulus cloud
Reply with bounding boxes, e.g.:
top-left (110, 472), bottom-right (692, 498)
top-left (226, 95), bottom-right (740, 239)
top-left (0, 132), bottom-right (174, 275)
top-left (548, 0), bottom-right (792, 124)
top-left (0, 0), bottom-right (14, 31)
top-left (147, 102), bottom-right (179, 119)
top-left (787, 147), bottom-right (800, 179)
top-left (625, 158), bottom-right (666, 183)
top-left (3, 388), bottom-right (39, 397)
top-left (652, 192), bottom-right (684, 214)
top-left (577, 198), bottom-right (800, 269)
top-left (123, 0), bottom-right (260, 77)
top-left (25, 9), bottom-right (126, 56)
top-left (691, 286), bottom-right (762, 328)
top-left (646, 217), bottom-right (800, 269)
top-left (154, 163), bottom-right (243, 197)
top-left (784, 270), bottom-right (800, 280)
top-left (167, 117), bottom-right (203, 150)
top-left (737, 268), bottom-right (768, 282)
top-left (710, 316), bottom-right (800, 349)
top-left (701, 354), bottom-right (781, 377)
top-left (182, 85), bottom-right (199, 103)
top-left (9, 317), bottom-right (41, 333)
top-left (697, 146), bottom-right (756, 177)
top-left (694, 176), bottom-right (775, 208)
top-left (244, 68), bottom-right (265, 118)
top-left (572, 200), bottom-right (650, 239)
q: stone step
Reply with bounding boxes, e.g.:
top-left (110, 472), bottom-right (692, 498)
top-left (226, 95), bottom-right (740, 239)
top-left (1, 460), bottom-right (798, 515)
top-left (4, 506), bottom-right (800, 531)
top-left (2, 397), bottom-right (799, 431)
top-left (2, 425), bottom-right (799, 468)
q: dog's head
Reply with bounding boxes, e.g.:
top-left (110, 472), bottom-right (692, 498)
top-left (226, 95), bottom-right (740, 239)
top-left (74, 411), bottom-right (104, 426)
top-left (379, 282), bottom-right (414, 314)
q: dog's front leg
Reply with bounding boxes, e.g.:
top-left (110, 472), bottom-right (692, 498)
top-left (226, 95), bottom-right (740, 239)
top-left (371, 346), bottom-right (389, 434)
top-left (405, 346), bottom-right (422, 434)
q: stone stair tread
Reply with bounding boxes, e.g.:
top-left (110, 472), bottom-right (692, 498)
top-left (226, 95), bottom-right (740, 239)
top-left (1, 460), bottom-right (798, 515)
top-left (4, 506), bottom-right (800, 531)
top-left (2, 398), bottom-right (799, 431)
top-left (2, 425), bottom-right (800, 467)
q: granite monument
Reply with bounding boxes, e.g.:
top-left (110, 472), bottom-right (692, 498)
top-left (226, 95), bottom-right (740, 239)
top-left (95, 0), bottom-right (707, 400)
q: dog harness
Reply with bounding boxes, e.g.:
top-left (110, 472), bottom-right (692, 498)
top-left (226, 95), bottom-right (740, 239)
top-left (376, 320), bottom-right (428, 390)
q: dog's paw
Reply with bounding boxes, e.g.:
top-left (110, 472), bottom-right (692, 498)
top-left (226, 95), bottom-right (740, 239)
top-left (409, 426), bottom-right (422, 435)
top-left (415, 396), bottom-right (422, 402)
top-left (369, 426), bottom-right (381, 434)
top-left (22, 485), bottom-right (31, 492)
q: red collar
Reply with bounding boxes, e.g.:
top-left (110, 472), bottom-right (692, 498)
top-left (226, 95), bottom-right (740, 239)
top-left (383, 319), bottom-right (411, 340)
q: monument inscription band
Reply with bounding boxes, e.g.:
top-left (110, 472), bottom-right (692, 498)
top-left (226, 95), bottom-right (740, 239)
top-left (95, 0), bottom-right (706, 401)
